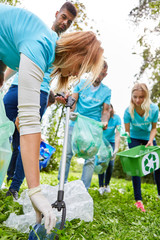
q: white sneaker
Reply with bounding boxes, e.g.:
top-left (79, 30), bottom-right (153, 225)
top-left (104, 185), bottom-right (111, 193)
top-left (98, 187), bottom-right (105, 195)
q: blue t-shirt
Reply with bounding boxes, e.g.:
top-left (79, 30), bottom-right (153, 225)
top-left (70, 79), bottom-right (111, 126)
top-left (0, 4), bottom-right (58, 72)
top-left (103, 114), bottom-right (121, 143)
top-left (12, 68), bottom-right (53, 94)
top-left (123, 103), bottom-right (159, 140)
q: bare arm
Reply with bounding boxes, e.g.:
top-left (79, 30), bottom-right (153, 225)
top-left (70, 92), bottom-right (79, 112)
top-left (114, 126), bottom-right (121, 151)
top-left (4, 67), bottom-right (16, 81)
top-left (101, 103), bottom-right (110, 130)
top-left (146, 122), bottom-right (157, 147)
top-left (124, 123), bottom-right (130, 136)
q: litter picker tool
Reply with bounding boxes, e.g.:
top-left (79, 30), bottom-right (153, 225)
top-left (28, 93), bottom-right (75, 240)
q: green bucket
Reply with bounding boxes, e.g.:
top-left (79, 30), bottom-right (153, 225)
top-left (116, 145), bottom-right (160, 177)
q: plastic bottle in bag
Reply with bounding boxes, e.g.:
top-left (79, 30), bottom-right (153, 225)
top-left (94, 140), bottom-right (113, 175)
top-left (72, 114), bottom-right (103, 159)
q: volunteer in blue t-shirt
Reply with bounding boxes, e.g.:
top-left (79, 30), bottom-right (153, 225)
top-left (58, 61), bottom-right (111, 190)
top-left (0, 3), bottom-right (104, 233)
top-left (124, 83), bottom-right (160, 212)
top-left (3, 2), bottom-right (78, 200)
top-left (98, 104), bottom-right (121, 195)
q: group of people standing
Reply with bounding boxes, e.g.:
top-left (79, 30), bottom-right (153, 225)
top-left (0, 1), bottom-right (159, 234)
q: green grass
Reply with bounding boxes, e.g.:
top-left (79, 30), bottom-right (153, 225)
top-left (0, 171), bottom-right (160, 240)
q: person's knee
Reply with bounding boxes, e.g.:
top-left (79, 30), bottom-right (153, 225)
top-left (84, 158), bottom-right (94, 169)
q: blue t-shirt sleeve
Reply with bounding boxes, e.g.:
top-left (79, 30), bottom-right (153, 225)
top-left (0, 5), bottom-right (58, 72)
top-left (73, 79), bottom-right (86, 93)
top-left (20, 32), bottom-right (57, 72)
top-left (116, 115), bottom-right (121, 126)
top-left (123, 107), bottom-right (131, 123)
top-left (104, 87), bottom-right (111, 105)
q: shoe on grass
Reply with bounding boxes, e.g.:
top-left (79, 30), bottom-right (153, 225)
top-left (6, 188), bottom-right (18, 200)
top-left (104, 185), bottom-right (111, 193)
top-left (98, 187), bottom-right (105, 195)
top-left (134, 201), bottom-right (146, 212)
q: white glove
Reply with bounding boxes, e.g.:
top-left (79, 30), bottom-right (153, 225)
top-left (112, 148), bottom-right (118, 159)
top-left (28, 186), bottom-right (56, 234)
top-left (70, 112), bottom-right (78, 121)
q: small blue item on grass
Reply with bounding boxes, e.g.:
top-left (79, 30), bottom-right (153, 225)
top-left (39, 141), bottom-right (56, 170)
top-left (28, 222), bottom-right (61, 240)
top-left (18, 141), bottom-right (56, 171)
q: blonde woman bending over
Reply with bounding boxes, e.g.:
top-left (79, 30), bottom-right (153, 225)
top-left (0, 4), bottom-right (104, 233)
top-left (124, 83), bottom-right (160, 212)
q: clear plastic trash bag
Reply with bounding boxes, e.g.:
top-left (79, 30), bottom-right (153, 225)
top-left (0, 92), bottom-right (15, 188)
top-left (4, 180), bottom-right (93, 233)
top-left (117, 125), bottom-right (131, 143)
top-left (72, 114), bottom-right (103, 159)
top-left (94, 139), bottom-right (113, 174)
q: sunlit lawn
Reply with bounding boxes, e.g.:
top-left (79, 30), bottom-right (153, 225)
top-left (0, 170), bottom-right (160, 240)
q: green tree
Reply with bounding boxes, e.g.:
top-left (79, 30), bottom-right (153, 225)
top-left (43, 105), bottom-right (65, 172)
top-left (113, 1), bottom-right (160, 182)
top-left (0, 0), bottom-right (20, 5)
top-left (130, 1), bottom-right (160, 107)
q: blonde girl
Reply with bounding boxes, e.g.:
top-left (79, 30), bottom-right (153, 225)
top-left (124, 83), bottom-right (160, 212)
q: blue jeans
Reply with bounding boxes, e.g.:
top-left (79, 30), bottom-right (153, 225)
top-left (98, 142), bottom-right (115, 187)
top-left (58, 125), bottom-right (95, 190)
top-left (3, 85), bottom-right (19, 180)
top-left (129, 138), bottom-right (160, 201)
top-left (4, 84), bottom-right (48, 191)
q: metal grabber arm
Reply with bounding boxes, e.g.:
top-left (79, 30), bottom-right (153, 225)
top-left (51, 93), bottom-right (75, 235)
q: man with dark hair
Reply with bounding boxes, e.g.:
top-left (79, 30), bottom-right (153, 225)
top-left (4, 2), bottom-right (77, 199)
top-left (53, 2), bottom-right (77, 35)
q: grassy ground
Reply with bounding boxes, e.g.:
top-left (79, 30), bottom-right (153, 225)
top-left (0, 170), bottom-right (160, 240)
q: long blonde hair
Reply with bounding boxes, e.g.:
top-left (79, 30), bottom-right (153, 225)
top-left (51, 31), bottom-right (104, 92)
top-left (129, 83), bottom-right (151, 120)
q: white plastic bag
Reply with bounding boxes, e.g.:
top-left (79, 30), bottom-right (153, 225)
top-left (5, 180), bottom-right (93, 233)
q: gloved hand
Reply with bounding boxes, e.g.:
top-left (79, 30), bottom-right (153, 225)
top-left (112, 148), bottom-right (118, 160)
top-left (28, 186), bottom-right (56, 234)
top-left (70, 112), bottom-right (78, 121)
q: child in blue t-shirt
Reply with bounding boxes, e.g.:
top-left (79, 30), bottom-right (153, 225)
top-left (124, 83), bottom-right (160, 212)
top-left (98, 104), bottom-right (121, 195)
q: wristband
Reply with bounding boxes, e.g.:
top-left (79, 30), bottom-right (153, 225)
top-left (28, 185), bottom-right (41, 197)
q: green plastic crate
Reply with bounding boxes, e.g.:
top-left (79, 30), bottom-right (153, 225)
top-left (116, 145), bottom-right (160, 177)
